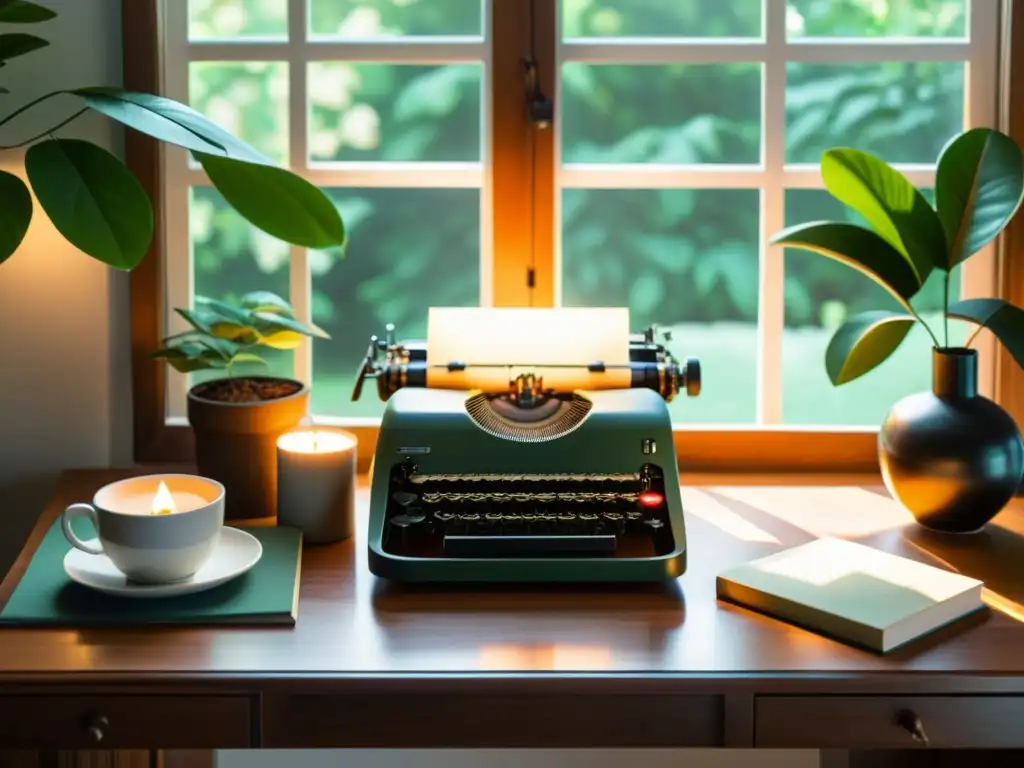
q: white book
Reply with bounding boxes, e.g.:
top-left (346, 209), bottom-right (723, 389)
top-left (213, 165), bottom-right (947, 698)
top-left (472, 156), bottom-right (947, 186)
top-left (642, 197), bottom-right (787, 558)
top-left (716, 537), bottom-right (986, 653)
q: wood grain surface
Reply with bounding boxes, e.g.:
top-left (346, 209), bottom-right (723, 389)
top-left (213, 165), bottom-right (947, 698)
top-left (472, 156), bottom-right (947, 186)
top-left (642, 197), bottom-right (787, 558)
top-left (0, 468), bottom-right (1022, 684)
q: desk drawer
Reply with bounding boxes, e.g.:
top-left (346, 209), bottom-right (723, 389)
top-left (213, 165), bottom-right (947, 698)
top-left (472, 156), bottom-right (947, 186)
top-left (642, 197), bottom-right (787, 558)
top-left (264, 693), bottom-right (723, 748)
top-left (756, 696), bottom-right (1024, 749)
top-left (0, 694), bottom-right (251, 749)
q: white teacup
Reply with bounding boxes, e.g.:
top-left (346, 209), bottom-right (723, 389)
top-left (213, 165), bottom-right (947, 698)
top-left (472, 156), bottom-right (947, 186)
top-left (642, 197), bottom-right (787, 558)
top-left (62, 474), bottom-right (225, 584)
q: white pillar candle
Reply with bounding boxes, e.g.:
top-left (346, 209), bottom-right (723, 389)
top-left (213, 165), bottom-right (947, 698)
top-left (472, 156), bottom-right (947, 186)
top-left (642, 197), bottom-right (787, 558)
top-left (276, 429), bottom-right (358, 544)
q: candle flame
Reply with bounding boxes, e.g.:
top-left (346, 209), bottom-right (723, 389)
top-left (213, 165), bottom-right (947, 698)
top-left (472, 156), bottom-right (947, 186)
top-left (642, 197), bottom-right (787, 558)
top-left (151, 481), bottom-right (177, 516)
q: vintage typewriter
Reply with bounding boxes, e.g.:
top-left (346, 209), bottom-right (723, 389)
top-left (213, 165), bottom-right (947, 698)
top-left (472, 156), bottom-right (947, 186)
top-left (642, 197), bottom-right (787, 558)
top-left (352, 308), bottom-right (700, 583)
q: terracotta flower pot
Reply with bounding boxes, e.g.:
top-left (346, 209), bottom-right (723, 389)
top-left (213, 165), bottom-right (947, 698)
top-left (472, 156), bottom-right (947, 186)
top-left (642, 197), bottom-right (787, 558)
top-left (187, 376), bottom-right (308, 521)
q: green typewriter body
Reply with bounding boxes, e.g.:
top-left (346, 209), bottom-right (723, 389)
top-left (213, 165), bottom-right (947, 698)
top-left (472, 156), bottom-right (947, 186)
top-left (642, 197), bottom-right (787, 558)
top-left (353, 309), bottom-right (701, 584)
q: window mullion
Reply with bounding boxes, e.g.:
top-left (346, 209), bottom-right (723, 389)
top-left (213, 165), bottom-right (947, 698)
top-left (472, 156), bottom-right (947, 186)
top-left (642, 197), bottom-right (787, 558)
top-left (491, 0), bottom-right (546, 307)
top-left (163, 0), bottom-right (191, 423)
top-left (759, 0), bottom-right (787, 426)
top-left (287, 0), bottom-right (312, 388)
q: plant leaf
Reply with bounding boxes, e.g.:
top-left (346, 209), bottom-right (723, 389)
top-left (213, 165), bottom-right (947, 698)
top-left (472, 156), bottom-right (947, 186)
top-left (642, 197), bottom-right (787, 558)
top-left (197, 152), bottom-right (346, 249)
top-left (936, 128), bottom-right (1024, 268)
top-left (253, 310), bottom-right (331, 339)
top-left (0, 1), bottom-right (57, 23)
top-left (947, 298), bottom-right (1024, 370)
top-left (239, 290), bottom-right (293, 316)
top-left (258, 330), bottom-right (305, 350)
top-left (228, 352), bottom-right (268, 367)
top-left (825, 310), bottom-right (916, 385)
top-left (822, 147), bottom-right (946, 280)
top-left (72, 87), bottom-right (271, 165)
top-left (0, 32), bottom-right (47, 62)
top-left (0, 169), bottom-right (32, 264)
top-left (24, 138), bottom-right (153, 270)
top-left (769, 220), bottom-right (921, 305)
top-left (160, 348), bottom-right (230, 374)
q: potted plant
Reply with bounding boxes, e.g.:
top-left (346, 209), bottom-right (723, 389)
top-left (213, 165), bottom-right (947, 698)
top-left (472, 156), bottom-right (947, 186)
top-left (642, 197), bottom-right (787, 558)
top-left (0, 2), bottom-right (345, 271)
top-left (154, 291), bottom-right (328, 520)
top-left (770, 127), bottom-right (1024, 532)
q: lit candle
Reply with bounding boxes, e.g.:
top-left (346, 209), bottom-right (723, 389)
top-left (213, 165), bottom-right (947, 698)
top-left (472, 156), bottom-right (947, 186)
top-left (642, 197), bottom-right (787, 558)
top-left (276, 428), bottom-right (357, 544)
top-left (99, 475), bottom-right (220, 516)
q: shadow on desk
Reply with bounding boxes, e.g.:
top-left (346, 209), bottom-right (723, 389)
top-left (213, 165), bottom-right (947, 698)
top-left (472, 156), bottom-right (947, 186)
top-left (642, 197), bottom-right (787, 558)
top-left (903, 522), bottom-right (1024, 610)
top-left (371, 578), bottom-right (684, 618)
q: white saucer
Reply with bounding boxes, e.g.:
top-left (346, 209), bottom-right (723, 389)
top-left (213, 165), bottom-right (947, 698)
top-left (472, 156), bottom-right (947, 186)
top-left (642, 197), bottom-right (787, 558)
top-left (63, 527), bottom-right (263, 598)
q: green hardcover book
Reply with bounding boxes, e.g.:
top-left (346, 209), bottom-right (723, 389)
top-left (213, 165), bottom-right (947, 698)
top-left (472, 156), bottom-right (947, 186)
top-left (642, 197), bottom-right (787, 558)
top-left (0, 522), bottom-right (302, 627)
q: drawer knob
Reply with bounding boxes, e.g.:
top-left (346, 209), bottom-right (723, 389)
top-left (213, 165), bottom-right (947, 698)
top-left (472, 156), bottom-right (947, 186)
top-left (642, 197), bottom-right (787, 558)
top-left (85, 714), bottom-right (109, 743)
top-left (895, 709), bottom-right (929, 746)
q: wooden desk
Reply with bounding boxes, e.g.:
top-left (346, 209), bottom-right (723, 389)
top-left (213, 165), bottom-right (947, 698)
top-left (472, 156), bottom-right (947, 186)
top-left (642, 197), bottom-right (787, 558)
top-left (2, 469), bottom-right (1024, 765)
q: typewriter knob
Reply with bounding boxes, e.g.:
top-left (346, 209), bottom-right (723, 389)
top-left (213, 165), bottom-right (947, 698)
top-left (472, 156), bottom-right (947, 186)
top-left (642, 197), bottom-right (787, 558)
top-left (680, 357), bottom-right (701, 397)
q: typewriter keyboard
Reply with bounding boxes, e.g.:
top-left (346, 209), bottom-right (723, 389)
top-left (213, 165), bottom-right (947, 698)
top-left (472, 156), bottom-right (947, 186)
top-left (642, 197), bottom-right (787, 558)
top-left (381, 467), bottom-right (675, 558)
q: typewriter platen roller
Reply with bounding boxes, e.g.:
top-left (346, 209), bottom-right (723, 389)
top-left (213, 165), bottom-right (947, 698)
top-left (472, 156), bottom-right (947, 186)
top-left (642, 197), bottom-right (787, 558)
top-left (353, 308), bottom-right (700, 583)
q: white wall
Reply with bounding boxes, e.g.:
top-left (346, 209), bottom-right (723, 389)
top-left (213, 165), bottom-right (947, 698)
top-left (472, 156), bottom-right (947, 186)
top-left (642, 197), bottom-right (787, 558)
top-left (0, 0), bottom-right (131, 570)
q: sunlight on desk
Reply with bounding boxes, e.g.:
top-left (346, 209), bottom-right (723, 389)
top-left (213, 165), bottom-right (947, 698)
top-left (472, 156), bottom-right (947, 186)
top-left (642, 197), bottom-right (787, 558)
top-left (708, 486), bottom-right (914, 538)
top-left (681, 488), bottom-right (780, 543)
top-left (479, 644), bottom-right (613, 670)
top-left (757, 537), bottom-right (973, 601)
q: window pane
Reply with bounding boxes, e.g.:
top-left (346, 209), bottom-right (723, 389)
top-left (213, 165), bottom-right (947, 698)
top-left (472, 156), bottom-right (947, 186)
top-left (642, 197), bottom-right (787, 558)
top-left (309, 0), bottom-right (483, 38)
top-left (190, 187), bottom-right (293, 385)
top-left (562, 0), bottom-right (762, 38)
top-left (562, 189), bottom-right (759, 424)
top-left (311, 189), bottom-right (481, 418)
top-left (782, 189), bottom-right (964, 426)
top-left (309, 64), bottom-right (482, 163)
top-left (562, 64), bottom-right (762, 164)
top-left (787, 0), bottom-right (966, 38)
top-left (786, 62), bottom-right (963, 165)
top-left (188, 0), bottom-right (288, 40)
top-left (190, 62), bottom-right (289, 164)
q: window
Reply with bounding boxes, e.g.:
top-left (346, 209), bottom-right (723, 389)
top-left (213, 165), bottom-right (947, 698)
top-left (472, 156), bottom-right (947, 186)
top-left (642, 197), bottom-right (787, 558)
top-left (135, 0), bottom-right (1006, 471)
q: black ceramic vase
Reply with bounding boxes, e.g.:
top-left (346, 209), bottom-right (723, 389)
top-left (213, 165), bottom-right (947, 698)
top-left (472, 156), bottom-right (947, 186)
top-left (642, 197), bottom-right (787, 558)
top-left (879, 348), bottom-right (1024, 533)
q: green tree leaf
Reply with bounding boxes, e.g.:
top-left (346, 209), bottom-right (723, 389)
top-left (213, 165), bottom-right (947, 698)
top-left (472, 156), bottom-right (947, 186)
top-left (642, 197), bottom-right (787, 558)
top-left (825, 310), bottom-right (916, 385)
top-left (198, 152), bottom-right (346, 249)
top-left (0, 1), bottom-right (57, 23)
top-left (72, 87), bottom-right (271, 165)
top-left (0, 32), bottom-right (47, 62)
top-left (821, 147), bottom-right (946, 280)
top-left (0, 169), bottom-right (32, 264)
top-left (947, 298), bottom-right (1024, 370)
top-left (24, 138), bottom-right (153, 270)
top-left (936, 128), bottom-right (1024, 268)
top-left (769, 221), bottom-right (922, 306)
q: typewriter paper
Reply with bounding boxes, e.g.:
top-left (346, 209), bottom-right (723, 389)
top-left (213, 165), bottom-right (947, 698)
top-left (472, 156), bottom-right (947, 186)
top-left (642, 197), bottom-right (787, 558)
top-left (425, 307), bottom-right (632, 392)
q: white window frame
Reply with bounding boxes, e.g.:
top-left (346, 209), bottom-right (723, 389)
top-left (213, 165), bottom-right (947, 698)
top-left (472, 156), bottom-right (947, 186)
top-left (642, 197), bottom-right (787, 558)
top-left (159, 0), bottom-right (494, 425)
top-left (555, 0), bottom-right (1001, 425)
top-left (158, 0), bottom-right (1002, 434)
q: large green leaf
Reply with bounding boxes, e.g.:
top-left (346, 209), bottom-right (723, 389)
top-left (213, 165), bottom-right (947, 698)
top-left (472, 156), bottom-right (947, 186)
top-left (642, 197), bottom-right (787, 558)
top-left (0, 32), bottom-right (47, 62)
top-left (947, 298), bottom-right (1024, 370)
top-left (198, 153), bottom-right (346, 249)
top-left (825, 310), bottom-right (916, 385)
top-left (769, 220), bottom-right (921, 305)
top-left (24, 139), bottom-right (153, 270)
top-left (0, 169), bottom-right (32, 264)
top-left (936, 128), bottom-right (1024, 268)
top-left (72, 88), bottom-right (271, 165)
top-left (821, 148), bottom-right (946, 280)
top-left (0, 1), bottom-right (57, 23)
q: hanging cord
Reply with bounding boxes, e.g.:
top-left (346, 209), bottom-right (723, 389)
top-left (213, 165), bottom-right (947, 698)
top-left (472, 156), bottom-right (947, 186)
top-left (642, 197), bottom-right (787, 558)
top-left (522, 56), bottom-right (553, 307)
